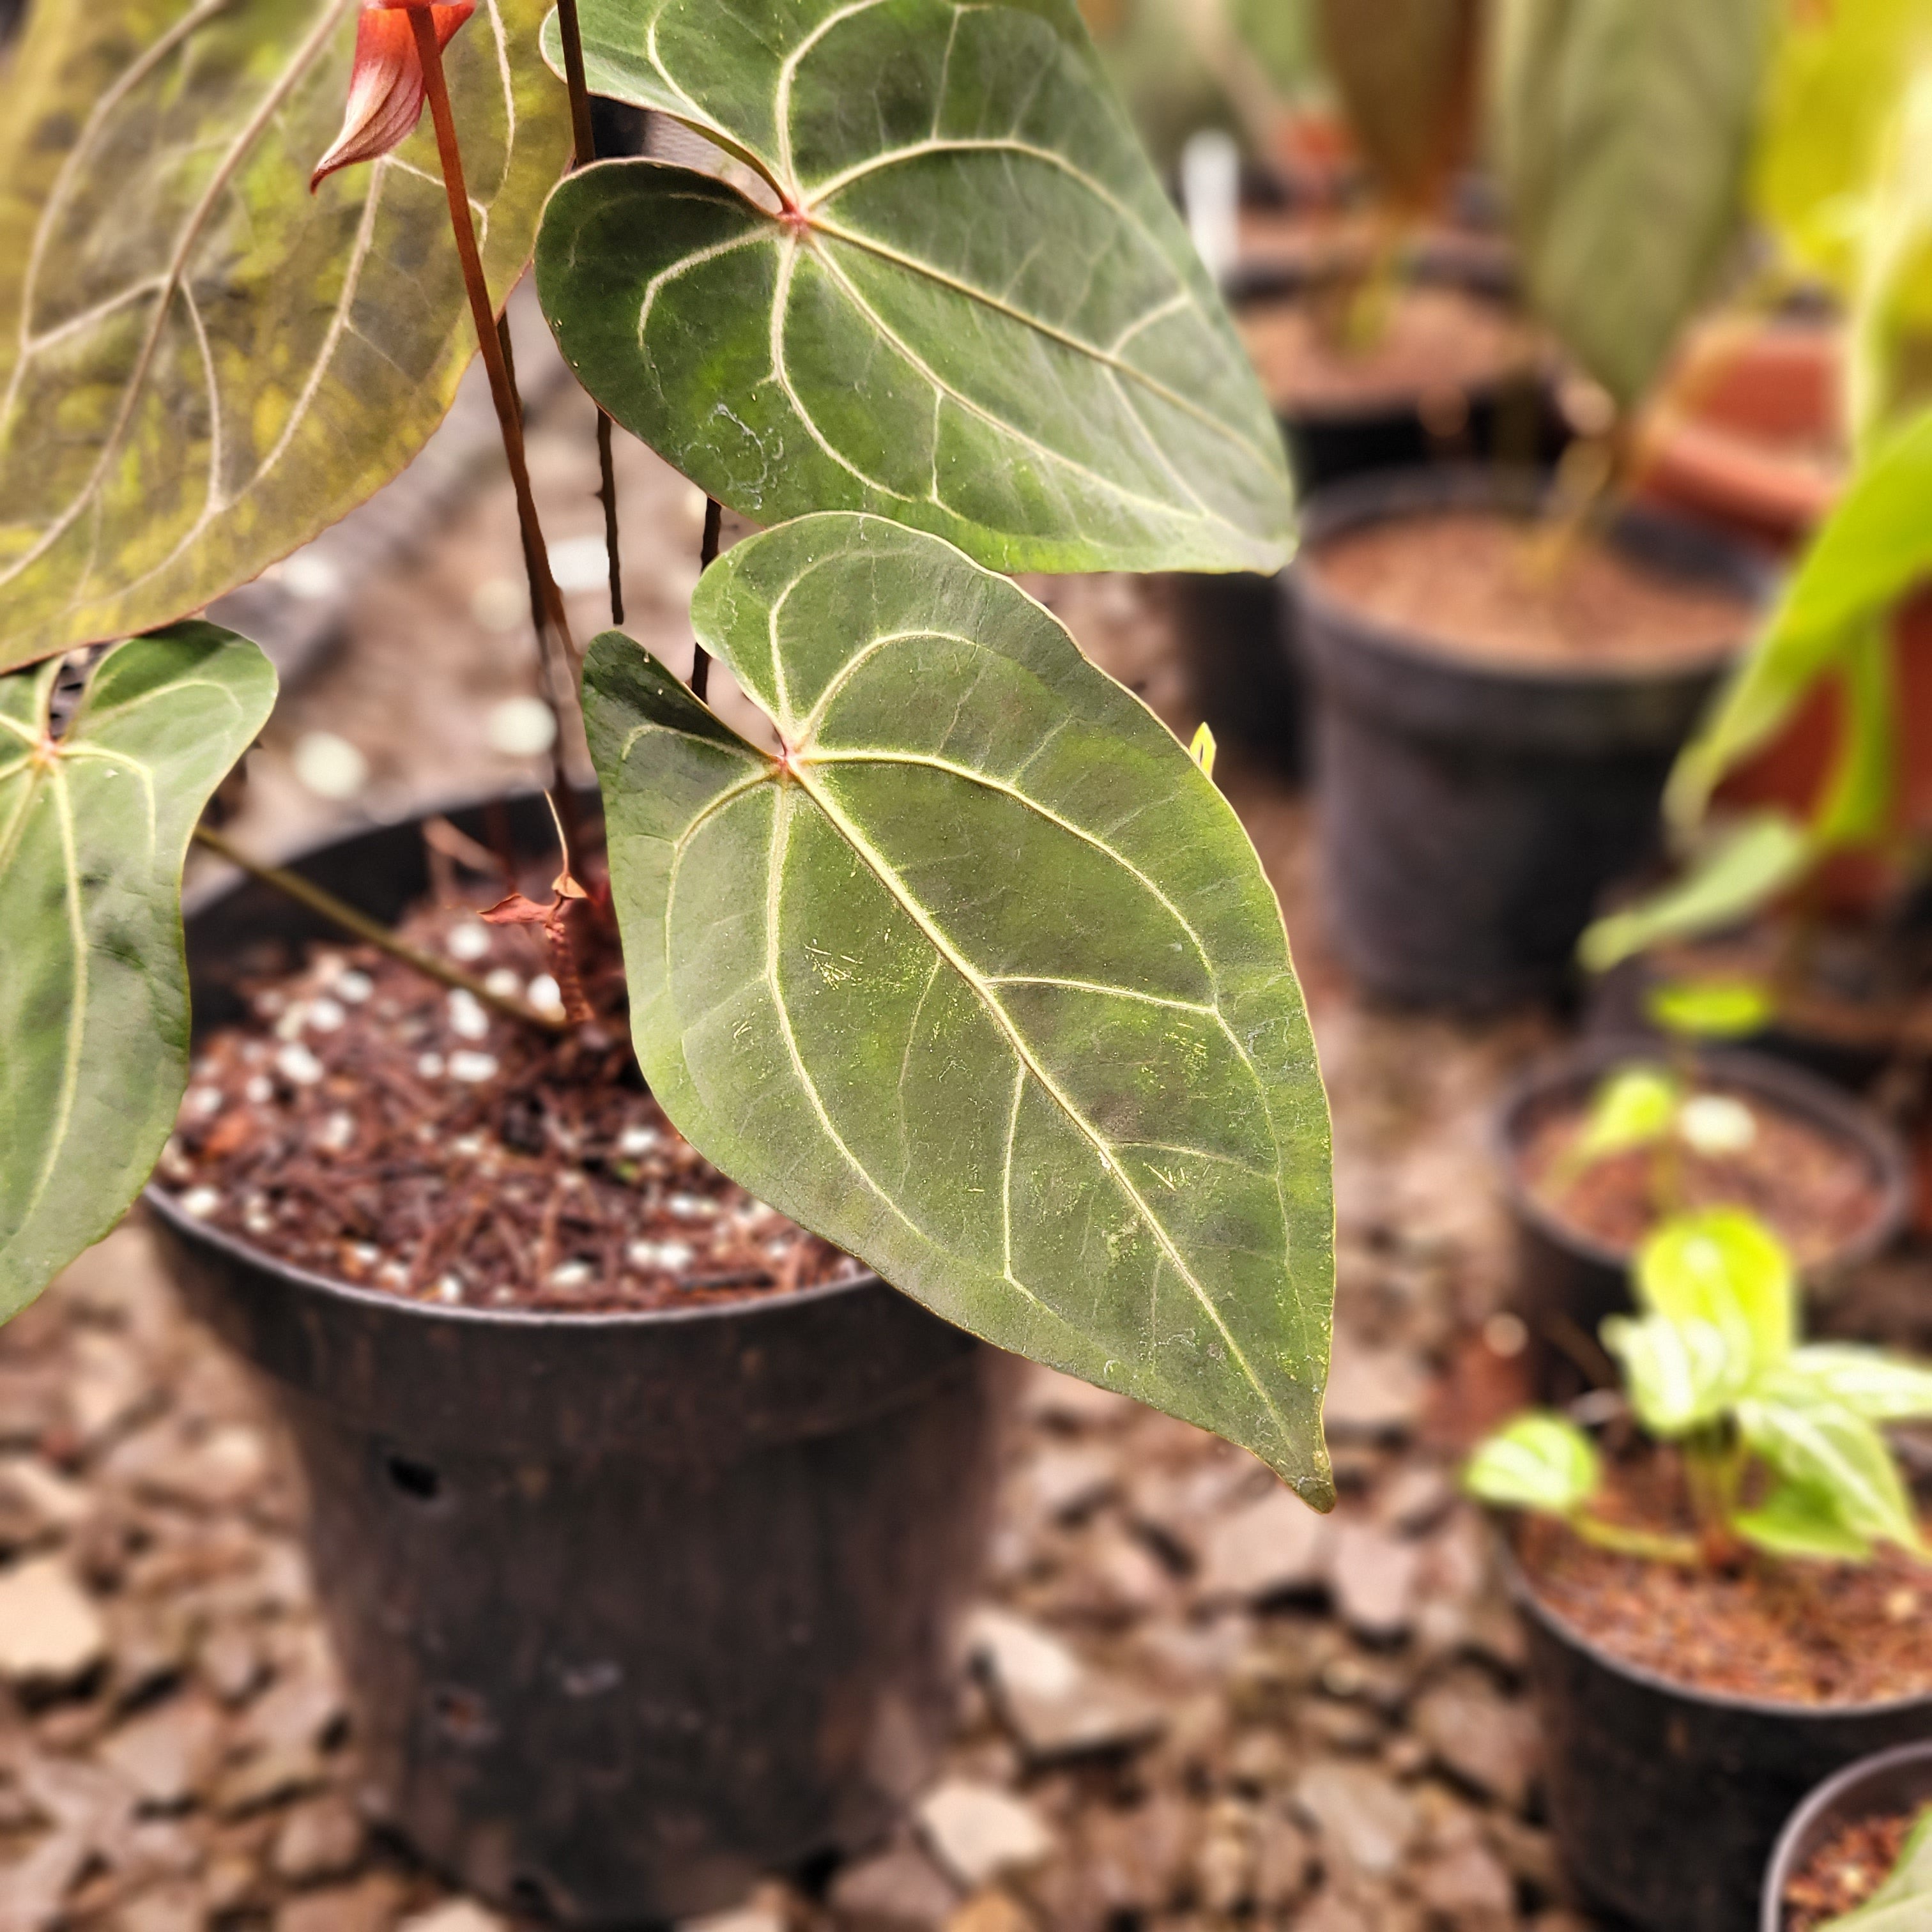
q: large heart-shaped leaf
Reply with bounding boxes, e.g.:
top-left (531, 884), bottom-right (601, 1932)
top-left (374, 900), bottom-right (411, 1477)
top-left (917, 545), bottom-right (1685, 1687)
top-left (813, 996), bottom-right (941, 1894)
top-left (1487, 0), bottom-right (1774, 411)
top-left (533, 0), bottom-right (1292, 575)
top-left (1, 625), bottom-right (277, 1319)
top-left (0, 0), bottom-right (571, 673)
top-left (583, 512), bottom-right (1332, 1497)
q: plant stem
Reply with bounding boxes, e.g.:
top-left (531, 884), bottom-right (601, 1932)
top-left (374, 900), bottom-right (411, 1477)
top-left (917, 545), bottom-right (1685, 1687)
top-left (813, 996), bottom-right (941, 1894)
top-left (408, 8), bottom-right (576, 670)
top-left (549, 0), bottom-right (625, 631)
top-left (1569, 1512), bottom-right (1701, 1565)
top-left (191, 824), bottom-right (569, 1033)
top-left (692, 496), bottom-right (722, 701)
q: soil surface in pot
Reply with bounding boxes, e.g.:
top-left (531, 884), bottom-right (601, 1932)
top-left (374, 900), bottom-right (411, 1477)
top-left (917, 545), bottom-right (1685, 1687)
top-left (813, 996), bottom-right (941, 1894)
top-left (1516, 1080), bottom-right (1886, 1266)
top-left (1308, 510), bottom-right (1753, 668)
top-left (1237, 284), bottom-right (1535, 412)
top-left (1518, 1457), bottom-right (1932, 1705)
top-left (1784, 1804), bottom-right (1928, 1931)
top-left (154, 873), bottom-right (857, 1313)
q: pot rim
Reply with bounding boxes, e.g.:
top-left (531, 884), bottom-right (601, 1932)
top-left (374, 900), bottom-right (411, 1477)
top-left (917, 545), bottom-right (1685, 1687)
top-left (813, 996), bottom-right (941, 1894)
top-left (1489, 1034), bottom-right (1912, 1278)
top-left (1758, 1738), bottom-right (1932, 1932)
top-left (150, 788), bottom-right (887, 1336)
top-left (1503, 1538), bottom-right (1932, 1724)
top-left (1289, 464), bottom-right (1772, 688)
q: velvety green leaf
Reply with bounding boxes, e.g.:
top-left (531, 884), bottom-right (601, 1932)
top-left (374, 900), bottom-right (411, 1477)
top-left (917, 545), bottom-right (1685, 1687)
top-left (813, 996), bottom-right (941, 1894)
top-left (533, 0), bottom-right (1292, 575)
top-left (1462, 1412), bottom-right (1600, 1516)
top-left (0, 0), bottom-right (571, 672)
top-left (1312, 0), bottom-right (1476, 213)
top-left (1602, 1310), bottom-right (1738, 1437)
top-left (583, 512), bottom-right (1333, 1498)
top-left (1487, 0), bottom-right (1774, 410)
top-left (1732, 1480), bottom-right (1872, 1563)
top-left (1561, 1064), bottom-right (1679, 1176)
top-left (0, 626), bottom-right (277, 1319)
top-left (1667, 406), bottom-right (1932, 831)
top-left (1635, 1207), bottom-right (1795, 1382)
top-left (1580, 815), bottom-right (1813, 973)
top-left (1751, 0), bottom-right (1932, 299)
top-left (1777, 1346), bottom-right (1932, 1422)
top-left (1737, 1389), bottom-right (1920, 1552)
top-left (1820, 1806), bottom-right (1932, 1929)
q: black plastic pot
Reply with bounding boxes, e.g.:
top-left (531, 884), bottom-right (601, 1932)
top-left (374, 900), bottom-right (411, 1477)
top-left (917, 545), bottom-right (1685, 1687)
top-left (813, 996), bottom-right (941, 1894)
top-left (1760, 1740), bottom-right (1932, 1931)
top-left (146, 797), bottom-right (1011, 1925)
top-left (1493, 1038), bottom-right (1910, 1395)
top-left (1292, 468), bottom-right (1772, 1009)
top-left (1515, 1563), bottom-right (1932, 1932)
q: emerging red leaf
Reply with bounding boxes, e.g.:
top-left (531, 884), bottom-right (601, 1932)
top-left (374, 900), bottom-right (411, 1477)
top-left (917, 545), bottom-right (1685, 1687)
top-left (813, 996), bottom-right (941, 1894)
top-left (310, 0), bottom-right (476, 192)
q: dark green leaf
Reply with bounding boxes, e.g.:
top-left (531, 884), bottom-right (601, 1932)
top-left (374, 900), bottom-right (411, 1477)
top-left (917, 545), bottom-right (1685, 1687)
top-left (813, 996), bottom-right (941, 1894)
top-left (583, 512), bottom-right (1332, 1498)
top-left (0, 625), bottom-right (277, 1319)
top-left (533, 0), bottom-right (1292, 574)
top-left (1487, 0), bottom-right (1774, 410)
top-left (0, 0), bottom-right (571, 672)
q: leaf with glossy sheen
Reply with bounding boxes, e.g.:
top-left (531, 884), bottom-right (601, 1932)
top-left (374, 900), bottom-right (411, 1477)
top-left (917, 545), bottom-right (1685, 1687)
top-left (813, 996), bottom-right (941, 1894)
top-left (0, 626), bottom-right (277, 1319)
top-left (0, 0), bottom-right (571, 672)
top-left (583, 513), bottom-right (1333, 1498)
top-left (1487, 0), bottom-right (1773, 410)
top-left (533, 0), bottom-right (1292, 574)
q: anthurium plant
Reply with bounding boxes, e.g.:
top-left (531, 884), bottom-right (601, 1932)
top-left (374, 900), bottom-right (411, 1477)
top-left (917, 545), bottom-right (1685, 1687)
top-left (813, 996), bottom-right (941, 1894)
top-left (1468, 1206), bottom-right (1932, 1564)
top-left (0, 0), bottom-right (1335, 1499)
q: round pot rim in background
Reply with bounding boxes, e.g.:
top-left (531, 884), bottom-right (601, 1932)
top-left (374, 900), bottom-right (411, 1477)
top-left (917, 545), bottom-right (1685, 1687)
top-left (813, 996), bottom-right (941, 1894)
top-left (1291, 464), bottom-right (1768, 698)
top-left (1490, 1033), bottom-right (1912, 1282)
top-left (1759, 1739), bottom-right (1932, 1932)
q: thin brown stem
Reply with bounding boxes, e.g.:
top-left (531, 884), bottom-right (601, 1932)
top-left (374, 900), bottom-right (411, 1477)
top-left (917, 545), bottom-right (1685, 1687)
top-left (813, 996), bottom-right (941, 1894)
top-left (1568, 1512), bottom-right (1701, 1566)
top-left (596, 411), bottom-right (624, 627)
top-left (410, 8), bottom-right (576, 669)
top-left (691, 495), bottom-right (722, 701)
top-left (192, 824), bottom-right (569, 1033)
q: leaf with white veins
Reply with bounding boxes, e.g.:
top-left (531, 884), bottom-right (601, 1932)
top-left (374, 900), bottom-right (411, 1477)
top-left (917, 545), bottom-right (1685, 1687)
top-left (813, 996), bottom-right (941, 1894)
top-left (583, 513), bottom-right (1333, 1498)
top-left (533, 0), bottom-right (1292, 574)
top-left (1, 625), bottom-right (277, 1319)
top-left (0, 0), bottom-right (571, 671)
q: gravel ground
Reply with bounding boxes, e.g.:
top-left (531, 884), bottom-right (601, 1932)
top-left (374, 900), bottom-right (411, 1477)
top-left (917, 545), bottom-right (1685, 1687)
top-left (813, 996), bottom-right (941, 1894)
top-left (0, 335), bottom-right (1601, 1932)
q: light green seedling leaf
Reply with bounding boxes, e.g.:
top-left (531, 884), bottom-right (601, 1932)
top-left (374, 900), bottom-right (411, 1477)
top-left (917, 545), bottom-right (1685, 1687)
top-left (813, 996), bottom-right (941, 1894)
top-left (1732, 1480), bottom-right (1873, 1563)
top-left (1487, 0), bottom-right (1774, 411)
top-left (1558, 1064), bottom-right (1679, 1179)
top-left (1849, 67), bottom-right (1932, 453)
top-left (1602, 1311), bottom-right (1738, 1437)
top-left (1581, 815), bottom-right (1813, 973)
top-left (583, 512), bottom-right (1334, 1500)
top-left (1666, 404), bottom-right (1932, 832)
top-left (1645, 976), bottom-right (1777, 1042)
top-left (1636, 1207), bottom-right (1796, 1381)
top-left (1778, 1346), bottom-right (1932, 1423)
top-left (0, 625), bottom-right (277, 1319)
top-left (1462, 1412), bottom-right (1600, 1516)
top-left (0, 0), bottom-right (571, 672)
top-left (1738, 1388), bottom-right (1921, 1553)
top-left (533, 0), bottom-right (1292, 576)
top-left (1820, 1805), bottom-right (1932, 1930)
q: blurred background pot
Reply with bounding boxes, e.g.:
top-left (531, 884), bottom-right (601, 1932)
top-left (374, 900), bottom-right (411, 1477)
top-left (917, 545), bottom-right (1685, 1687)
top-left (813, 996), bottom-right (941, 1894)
top-left (1514, 1563), bottom-right (1932, 1932)
top-left (147, 799), bottom-right (1011, 1925)
top-left (1760, 1740), bottom-right (1932, 1932)
top-left (1492, 1038), bottom-right (1909, 1400)
top-left (1292, 467), bottom-right (1768, 1008)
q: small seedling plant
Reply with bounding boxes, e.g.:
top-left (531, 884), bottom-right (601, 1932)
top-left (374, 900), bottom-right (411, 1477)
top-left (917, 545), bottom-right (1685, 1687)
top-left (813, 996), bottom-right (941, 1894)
top-left (0, 0), bottom-right (1337, 1499)
top-left (1468, 1206), bottom-right (1932, 1565)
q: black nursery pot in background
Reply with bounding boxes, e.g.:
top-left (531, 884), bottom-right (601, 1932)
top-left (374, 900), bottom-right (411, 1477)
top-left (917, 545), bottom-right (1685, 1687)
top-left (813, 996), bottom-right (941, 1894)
top-left (1291, 468), bottom-right (1770, 1009)
top-left (1515, 1572), bottom-right (1932, 1932)
top-left (1492, 1038), bottom-right (1910, 1395)
top-left (1761, 1740), bottom-right (1932, 1931)
top-left (146, 801), bottom-right (1011, 1925)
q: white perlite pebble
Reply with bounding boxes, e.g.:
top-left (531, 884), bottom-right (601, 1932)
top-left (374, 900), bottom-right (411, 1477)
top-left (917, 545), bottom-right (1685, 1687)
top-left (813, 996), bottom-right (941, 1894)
top-left (447, 988), bottom-right (491, 1040)
top-left (305, 996), bottom-right (346, 1032)
top-left (184, 1086), bottom-right (224, 1118)
top-left (617, 1125), bottom-right (661, 1156)
top-left (528, 973), bottom-right (564, 1013)
top-left (548, 1261), bottom-right (595, 1290)
top-left (446, 921), bottom-right (492, 962)
top-left (448, 1051), bottom-right (499, 1084)
top-left (628, 1239), bottom-right (694, 1273)
top-left (484, 967), bottom-right (523, 1000)
top-left (275, 1043), bottom-right (325, 1086)
top-left (180, 1187), bottom-right (222, 1220)
top-left (334, 968), bottom-right (374, 1002)
top-left (0, 1556), bottom-right (107, 1683)
top-left (417, 1054), bottom-right (446, 1079)
top-left (1680, 1093), bottom-right (1757, 1155)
